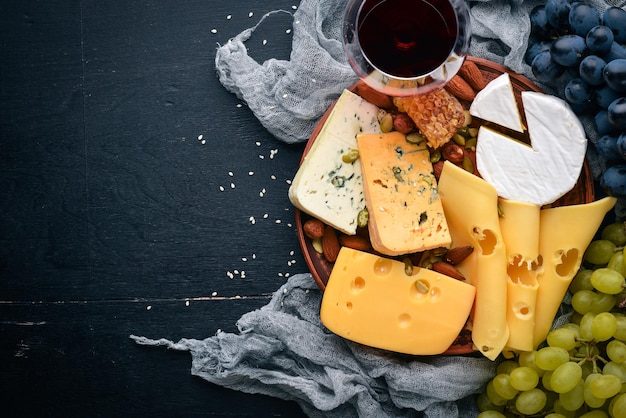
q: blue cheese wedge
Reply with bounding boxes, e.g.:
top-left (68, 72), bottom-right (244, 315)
top-left (288, 89), bottom-right (381, 235)
top-left (469, 73), bottom-right (524, 133)
top-left (476, 91), bottom-right (587, 206)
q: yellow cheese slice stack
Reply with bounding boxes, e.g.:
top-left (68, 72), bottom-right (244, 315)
top-left (357, 132), bottom-right (451, 256)
top-left (320, 247), bottom-right (476, 355)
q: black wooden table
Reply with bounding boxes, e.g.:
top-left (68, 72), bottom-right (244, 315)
top-left (1, 0), bottom-right (311, 415)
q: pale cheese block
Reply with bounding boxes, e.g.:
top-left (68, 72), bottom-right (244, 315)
top-left (533, 196), bottom-right (617, 348)
top-left (476, 91), bottom-right (587, 206)
top-left (288, 89), bottom-right (381, 235)
top-left (438, 162), bottom-right (509, 360)
top-left (320, 247), bottom-right (476, 355)
top-left (469, 73), bottom-right (524, 133)
top-left (498, 199), bottom-right (540, 353)
top-left (357, 132), bottom-right (451, 256)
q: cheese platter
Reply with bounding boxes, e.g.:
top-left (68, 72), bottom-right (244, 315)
top-left (291, 56), bottom-right (597, 356)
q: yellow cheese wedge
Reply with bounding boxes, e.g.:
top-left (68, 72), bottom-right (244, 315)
top-left (438, 162), bottom-right (509, 360)
top-left (357, 132), bottom-right (451, 256)
top-left (533, 196), bottom-right (617, 347)
top-left (320, 247), bottom-right (476, 355)
top-left (499, 199), bottom-right (540, 353)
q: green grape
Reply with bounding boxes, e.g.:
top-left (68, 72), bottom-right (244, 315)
top-left (545, 414), bottom-right (568, 418)
top-left (602, 361), bottom-right (626, 381)
top-left (485, 380), bottom-right (508, 406)
top-left (496, 359), bottom-right (518, 375)
top-left (518, 351), bottom-right (545, 377)
top-left (614, 315), bottom-right (626, 341)
top-left (589, 373), bottom-right (622, 399)
top-left (558, 378), bottom-right (584, 411)
top-left (535, 346), bottom-right (570, 370)
top-left (570, 269), bottom-right (594, 293)
top-left (491, 373), bottom-right (518, 400)
top-left (551, 362), bottom-right (583, 393)
top-left (580, 312), bottom-right (596, 340)
top-left (590, 291), bottom-right (617, 313)
top-left (600, 222), bottom-right (626, 246)
top-left (541, 370), bottom-right (554, 391)
top-left (584, 239), bottom-right (617, 265)
top-left (609, 393), bottom-right (626, 418)
top-left (584, 374), bottom-right (607, 408)
top-left (515, 388), bottom-right (547, 415)
top-left (581, 360), bottom-right (594, 380)
top-left (477, 411), bottom-right (506, 418)
top-left (590, 268), bottom-right (625, 295)
top-left (509, 366), bottom-right (539, 391)
top-left (591, 312), bottom-right (617, 341)
top-left (572, 290), bottom-right (599, 314)
top-left (608, 251), bottom-right (626, 277)
top-left (475, 392), bottom-right (504, 413)
top-left (547, 327), bottom-right (579, 350)
top-left (606, 339), bottom-right (626, 363)
top-left (553, 399), bottom-right (578, 418)
top-left (578, 411), bottom-right (609, 418)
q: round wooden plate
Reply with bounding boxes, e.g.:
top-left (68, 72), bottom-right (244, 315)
top-left (294, 56), bottom-right (595, 355)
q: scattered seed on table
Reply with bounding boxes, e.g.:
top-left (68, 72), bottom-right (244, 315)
top-left (248, 11), bottom-right (253, 17)
top-left (146, 305), bottom-right (152, 311)
top-left (263, 213), bottom-right (269, 219)
top-left (234, 269), bottom-right (239, 275)
top-left (211, 28), bottom-right (217, 34)
top-left (262, 39), bottom-right (267, 45)
top-left (236, 103), bottom-right (242, 108)
top-left (219, 185), bottom-right (225, 192)
top-left (286, 179), bottom-right (292, 185)
top-left (248, 171), bottom-right (254, 176)
top-left (249, 216), bottom-right (256, 224)
top-left (240, 271), bottom-right (246, 279)
top-left (226, 271), bottom-right (234, 279)
top-left (252, 253), bottom-right (256, 259)
top-left (259, 155), bottom-right (265, 159)
top-left (292, 5), bottom-right (298, 9)
top-left (286, 29), bottom-right (292, 34)
top-left (255, 141), bottom-right (261, 146)
top-left (226, 14), bottom-right (232, 20)
top-left (289, 250), bottom-right (295, 256)
top-left (275, 219), bottom-right (282, 224)
top-left (198, 134), bottom-right (203, 140)
top-left (212, 291), bottom-right (218, 297)
top-left (270, 175), bottom-right (276, 180)
top-left (230, 182), bottom-right (235, 189)
top-left (242, 257), bottom-right (247, 262)
top-left (228, 171), bottom-right (234, 177)
top-left (185, 300), bottom-right (190, 307)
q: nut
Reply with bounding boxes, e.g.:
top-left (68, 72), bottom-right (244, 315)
top-left (356, 83), bottom-right (394, 109)
top-left (431, 261), bottom-right (466, 281)
top-left (444, 246), bottom-right (474, 265)
top-left (393, 113), bottom-right (416, 134)
top-left (441, 142), bottom-right (465, 164)
top-left (322, 226), bottom-right (340, 263)
top-left (432, 160), bottom-right (444, 180)
top-left (459, 60), bottom-right (487, 91)
top-left (303, 218), bottom-right (325, 239)
top-left (444, 75), bottom-right (476, 102)
top-left (339, 234), bottom-right (371, 251)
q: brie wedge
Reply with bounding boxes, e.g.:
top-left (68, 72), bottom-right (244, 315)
top-left (476, 91), bottom-right (587, 206)
top-left (469, 73), bottom-right (524, 133)
top-left (288, 90), bottom-right (381, 235)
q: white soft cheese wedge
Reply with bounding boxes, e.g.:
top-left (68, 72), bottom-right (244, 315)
top-left (476, 91), bottom-right (587, 206)
top-left (469, 73), bottom-right (524, 133)
top-left (288, 89), bottom-right (381, 235)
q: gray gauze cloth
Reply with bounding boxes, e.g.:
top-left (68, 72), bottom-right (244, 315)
top-left (131, 0), bottom-right (622, 416)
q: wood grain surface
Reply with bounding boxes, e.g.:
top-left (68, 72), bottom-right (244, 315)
top-left (1, 0), bottom-right (309, 415)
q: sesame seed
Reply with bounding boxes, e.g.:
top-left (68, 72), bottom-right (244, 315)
top-left (286, 29), bottom-right (292, 34)
top-left (289, 250), bottom-right (295, 256)
top-left (236, 103), bottom-right (242, 108)
top-left (219, 185), bottom-right (225, 192)
top-left (235, 295), bottom-right (241, 299)
top-left (255, 141), bottom-right (261, 146)
top-left (259, 155), bottom-right (265, 159)
top-left (271, 175), bottom-right (276, 180)
top-left (226, 14), bottom-right (232, 19)
top-left (263, 213), bottom-right (269, 219)
top-left (252, 254), bottom-right (256, 259)
top-left (259, 191), bottom-right (264, 198)
top-left (248, 171), bottom-right (254, 176)
top-left (262, 39), bottom-right (267, 45)
top-left (275, 219), bottom-right (282, 224)
top-left (146, 305), bottom-right (152, 311)
top-left (283, 288), bottom-right (287, 294)
top-left (292, 5), bottom-right (297, 9)
top-left (282, 94), bottom-right (288, 99)
top-left (242, 257), bottom-right (247, 262)
top-left (212, 291), bottom-right (218, 296)
top-left (230, 182), bottom-right (235, 189)
top-left (201, 140), bottom-right (206, 145)
top-left (227, 271), bottom-right (234, 279)
top-left (285, 273), bottom-right (290, 278)
top-left (234, 269), bottom-right (239, 275)
top-left (228, 171), bottom-right (234, 177)
top-left (185, 300), bottom-right (190, 307)
top-left (248, 12), bottom-right (253, 17)
top-left (287, 223), bottom-right (293, 227)
top-left (241, 271), bottom-right (246, 278)
top-left (211, 28), bottom-right (218, 34)
top-left (198, 134), bottom-right (203, 140)
top-left (286, 179), bottom-right (292, 185)
top-left (249, 216), bottom-right (256, 224)
top-left (278, 273), bottom-right (284, 277)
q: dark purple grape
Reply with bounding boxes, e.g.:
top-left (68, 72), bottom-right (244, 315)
top-left (579, 55), bottom-right (607, 86)
top-left (603, 59), bottom-right (626, 93)
top-left (586, 25), bottom-right (614, 55)
top-left (596, 85), bottom-right (623, 108)
top-left (530, 5), bottom-right (555, 39)
top-left (603, 42), bottom-right (626, 62)
top-left (569, 2), bottom-right (601, 37)
top-left (525, 41), bottom-right (553, 66)
top-left (545, 0), bottom-right (572, 32)
top-left (603, 6), bottom-right (626, 43)
top-left (551, 35), bottom-right (587, 67)
top-left (601, 164), bottom-right (626, 197)
top-left (596, 134), bottom-right (624, 162)
top-left (531, 50), bottom-right (565, 82)
top-left (565, 78), bottom-right (593, 103)
top-left (617, 133), bottom-right (626, 160)
top-left (596, 109), bottom-right (620, 135)
top-left (608, 97), bottom-right (626, 129)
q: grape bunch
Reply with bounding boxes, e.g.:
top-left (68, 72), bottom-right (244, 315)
top-left (476, 221), bottom-right (626, 418)
top-left (525, 0), bottom-right (626, 198)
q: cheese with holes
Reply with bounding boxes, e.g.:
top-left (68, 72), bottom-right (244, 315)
top-left (357, 132), bottom-right (451, 256)
top-left (469, 73), bottom-right (524, 132)
top-left (499, 199), bottom-right (540, 353)
top-left (288, 89), bottom-right (381, 235)
top-left (533, 196), bottom-right (617, 347)
top-left (320, 247), bottom-right (476, 355)
top-left (476, 91), bottom-right (587, 206)
top-left (438, 162), bottom-right (509, 360)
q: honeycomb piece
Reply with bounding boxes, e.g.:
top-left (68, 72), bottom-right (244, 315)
top-left (393, 89), bottom-right (465, 149)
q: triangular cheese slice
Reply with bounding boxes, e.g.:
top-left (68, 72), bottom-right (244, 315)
top-left (469, 73), bottom-right (524, 133)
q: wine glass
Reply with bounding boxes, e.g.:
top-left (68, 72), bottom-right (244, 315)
top-left (343, 0), bottom-right (471, 97)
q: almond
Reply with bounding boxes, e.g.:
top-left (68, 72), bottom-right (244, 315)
top-left (444, 75), bottom-right (476, 102)
top-left (431, 261), bottom-right (466, 281)
top-left (339, 234), bottom-right (371, 251)
top-left (459, 60), bottom-right (487, 91)
top-left (432, 160), bottom-right (445, 180)
top-left (322, 226), bottom-right (340, 263)
top-left (356, 83), bottom-right (394, 109)
top-left (303, 218), bottom-right (325, 239)
top-left (444, 245), bottom-right (474, 265)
